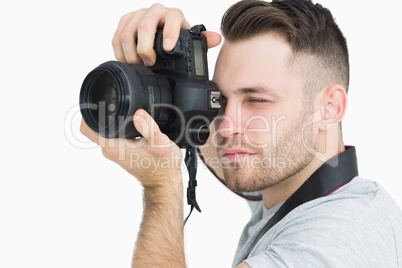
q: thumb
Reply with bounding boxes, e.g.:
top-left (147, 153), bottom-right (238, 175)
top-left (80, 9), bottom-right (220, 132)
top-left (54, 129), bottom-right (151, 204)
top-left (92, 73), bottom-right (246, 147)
top-left (133, 109), bottom-right (167, 145)
top-left (203, 31), bottom-right (222, 49)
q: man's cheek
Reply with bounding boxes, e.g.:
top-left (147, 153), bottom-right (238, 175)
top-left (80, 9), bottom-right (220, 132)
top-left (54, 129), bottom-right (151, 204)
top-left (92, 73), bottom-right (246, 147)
top-left (244, 114), bottom-right (286, 148)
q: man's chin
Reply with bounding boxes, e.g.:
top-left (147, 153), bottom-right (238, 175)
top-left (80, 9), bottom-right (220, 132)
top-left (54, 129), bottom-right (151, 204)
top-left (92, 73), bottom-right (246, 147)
top-left (223, 167), bottom-right (260, 192)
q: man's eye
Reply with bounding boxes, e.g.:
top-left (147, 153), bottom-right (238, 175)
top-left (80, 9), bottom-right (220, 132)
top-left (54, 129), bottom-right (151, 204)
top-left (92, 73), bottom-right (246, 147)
top-left (249, 99), bottom-right (269, 103)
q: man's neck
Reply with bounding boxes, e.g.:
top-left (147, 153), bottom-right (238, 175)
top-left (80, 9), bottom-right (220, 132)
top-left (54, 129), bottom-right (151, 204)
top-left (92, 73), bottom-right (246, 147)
top-left (261, 144), bottom-right (346, 209)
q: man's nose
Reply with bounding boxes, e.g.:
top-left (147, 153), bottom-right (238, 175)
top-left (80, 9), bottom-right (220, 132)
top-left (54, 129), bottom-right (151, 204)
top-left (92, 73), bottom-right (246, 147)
top-left (215, 100), bottom-right (243, 138)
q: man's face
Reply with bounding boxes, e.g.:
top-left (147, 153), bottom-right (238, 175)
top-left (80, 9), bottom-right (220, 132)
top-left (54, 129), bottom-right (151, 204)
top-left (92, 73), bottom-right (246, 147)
top-left (212, 34), bottom-right (316, 193)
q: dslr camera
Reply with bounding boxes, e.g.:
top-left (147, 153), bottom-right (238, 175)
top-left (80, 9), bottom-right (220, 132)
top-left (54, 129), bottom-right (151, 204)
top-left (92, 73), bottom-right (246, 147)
top-left (80, 25), bottom-right (222, 148)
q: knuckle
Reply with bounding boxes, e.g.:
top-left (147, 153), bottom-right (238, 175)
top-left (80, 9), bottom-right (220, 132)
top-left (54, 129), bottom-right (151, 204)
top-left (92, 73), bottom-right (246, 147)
top-left (119, 9), bottom-right (146, 25)
top-left (111, 37), bottom-right (119, 48)
top-left (168, 8), bottom-right (184, 18)
top-left (119, 13), bottom-right (132, 25)
top-left (136, 47), bottom-right (153, 59)
top-left (132, 9), bottom-right (147, 23)
top-left (150, 3), bottom-right (165, 11)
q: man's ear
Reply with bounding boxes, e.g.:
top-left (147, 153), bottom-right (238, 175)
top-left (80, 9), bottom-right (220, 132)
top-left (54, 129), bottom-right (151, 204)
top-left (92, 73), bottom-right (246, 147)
top-left (318, 84), bottom-right (347, 131)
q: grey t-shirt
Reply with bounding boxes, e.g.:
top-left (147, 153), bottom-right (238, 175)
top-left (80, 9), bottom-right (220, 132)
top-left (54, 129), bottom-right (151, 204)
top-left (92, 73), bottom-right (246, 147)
top-left (233, 177), bottom-right (402, 267)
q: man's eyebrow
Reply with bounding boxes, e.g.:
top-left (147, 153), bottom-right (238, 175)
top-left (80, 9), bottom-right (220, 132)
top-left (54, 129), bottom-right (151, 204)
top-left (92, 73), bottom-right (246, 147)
top-left (235, 86), bottom-right (280, 98)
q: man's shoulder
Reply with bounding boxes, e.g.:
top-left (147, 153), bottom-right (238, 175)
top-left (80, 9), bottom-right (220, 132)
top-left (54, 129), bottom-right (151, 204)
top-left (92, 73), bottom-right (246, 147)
top-left (245, 176), bottom-right (402, 234)
top-left (278, 177), bottom-right (401, 255)
top-left (247, 176), bottom-right (400, 221)
top-left (254, 177), bottom-right (402, 266)
top-left (281, 176), bottom-right (402, 228)
top-left (236, 177), bottom-right (402, 267)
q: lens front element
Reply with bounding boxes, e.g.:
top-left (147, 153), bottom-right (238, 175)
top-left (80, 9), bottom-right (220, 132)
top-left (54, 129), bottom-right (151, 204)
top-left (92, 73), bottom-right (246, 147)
top-left (88, 71), bottom-right (120, 129)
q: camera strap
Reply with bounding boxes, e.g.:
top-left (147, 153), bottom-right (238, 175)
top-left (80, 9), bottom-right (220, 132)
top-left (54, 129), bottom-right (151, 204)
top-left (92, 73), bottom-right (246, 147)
top-left (242, 146), bottom-right (359, 260)
top-left (184, 147), bottom-right (201, 225)
top-left (190, 24), bottom-right (206, 35)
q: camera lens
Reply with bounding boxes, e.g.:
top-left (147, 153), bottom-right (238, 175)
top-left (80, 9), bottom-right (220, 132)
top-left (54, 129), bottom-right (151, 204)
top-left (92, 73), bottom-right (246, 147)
top-left (80, 61), bottom-right (172, 139)
top-left (88, 71), bottom-right (119, 129)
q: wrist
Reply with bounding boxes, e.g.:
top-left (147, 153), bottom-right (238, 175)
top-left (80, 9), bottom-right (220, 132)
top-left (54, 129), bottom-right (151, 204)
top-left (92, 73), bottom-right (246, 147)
top-left (142, 172), bottom-right (183, 204)
top-left (141, 170), bottom-right (183, 190)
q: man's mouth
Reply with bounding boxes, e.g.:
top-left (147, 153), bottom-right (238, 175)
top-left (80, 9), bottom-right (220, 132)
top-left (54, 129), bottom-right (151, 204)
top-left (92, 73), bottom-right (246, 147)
top-left (219, 148), bottom-right (257, 161)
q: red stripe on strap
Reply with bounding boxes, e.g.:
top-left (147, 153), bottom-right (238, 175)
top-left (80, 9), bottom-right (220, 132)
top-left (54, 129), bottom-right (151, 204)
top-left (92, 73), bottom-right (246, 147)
top-left (326, 182), bottom-right (350, 196)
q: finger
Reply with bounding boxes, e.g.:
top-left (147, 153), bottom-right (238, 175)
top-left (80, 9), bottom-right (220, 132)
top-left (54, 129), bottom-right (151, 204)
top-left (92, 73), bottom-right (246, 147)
top-left (203, 31), bottom-right (222, 49)
top-left (80, 118), bottom-right (121, 150)
top-left (133, 109), bottom-right (169, 146)
top-left (112, 12), bottom-right (135, 62)
top-left (120, 12), bottom-right (147, 63)
top-left (80, 118), bottom-right (100, 145)
top-left (137, 6), bottom-right (168, 66)
top-left (163, 8), bottom-right (190, 51)
top-left (112, 37), bottom-right (125, 62)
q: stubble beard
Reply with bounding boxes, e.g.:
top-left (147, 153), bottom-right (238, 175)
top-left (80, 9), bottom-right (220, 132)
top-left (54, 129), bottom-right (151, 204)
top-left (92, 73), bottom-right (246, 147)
top-left (219, 112), bottom-right (316, 193)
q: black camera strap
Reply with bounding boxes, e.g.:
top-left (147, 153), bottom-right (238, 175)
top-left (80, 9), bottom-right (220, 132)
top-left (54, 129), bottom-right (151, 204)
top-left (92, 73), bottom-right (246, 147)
top-left (184, 147), bottom-right (201, 225)
top-left (190, 24), bottom-right (206, 35)
top-left (242, 147), bottom-right (359, 260)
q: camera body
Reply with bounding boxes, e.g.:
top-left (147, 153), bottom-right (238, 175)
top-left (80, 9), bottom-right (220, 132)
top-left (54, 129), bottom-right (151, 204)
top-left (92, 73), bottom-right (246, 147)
top-left (150, 25), bottom-right (221, 147)
top-left (80, 25), bottom-right (222, 148)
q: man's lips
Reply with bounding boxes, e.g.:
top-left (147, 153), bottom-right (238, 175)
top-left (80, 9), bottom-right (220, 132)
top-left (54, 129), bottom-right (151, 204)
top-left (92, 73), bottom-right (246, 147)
top-left (219, 148), bottom-right (257, 160)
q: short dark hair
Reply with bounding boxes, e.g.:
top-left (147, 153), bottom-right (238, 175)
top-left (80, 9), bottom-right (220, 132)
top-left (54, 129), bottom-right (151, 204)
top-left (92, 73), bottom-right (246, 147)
top-left (221, 0), bottom-right (349, 102)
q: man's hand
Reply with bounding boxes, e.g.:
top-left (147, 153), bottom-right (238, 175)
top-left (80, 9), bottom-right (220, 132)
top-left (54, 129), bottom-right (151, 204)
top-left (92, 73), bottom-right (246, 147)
top-left (80, 109), bottom-right (182, 188)
top-left (111, 3), bottom-right (221, 65)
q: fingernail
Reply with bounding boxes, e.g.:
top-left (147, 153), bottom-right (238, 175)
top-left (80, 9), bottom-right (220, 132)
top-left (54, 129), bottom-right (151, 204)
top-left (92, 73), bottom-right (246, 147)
top-left (163, 38), bottom-right (173, 51)
top-left (143, 59), bottom-right (153, 66)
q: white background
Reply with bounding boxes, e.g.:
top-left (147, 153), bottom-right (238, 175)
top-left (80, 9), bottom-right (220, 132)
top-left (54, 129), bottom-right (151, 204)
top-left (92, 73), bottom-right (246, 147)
top-left (1, 0), bottom-right (401, 267)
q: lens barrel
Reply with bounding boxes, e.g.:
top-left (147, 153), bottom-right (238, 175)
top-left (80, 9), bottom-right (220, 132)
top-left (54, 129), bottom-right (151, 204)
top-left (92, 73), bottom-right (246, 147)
top-left (80, 61), bottom-right (172, 139)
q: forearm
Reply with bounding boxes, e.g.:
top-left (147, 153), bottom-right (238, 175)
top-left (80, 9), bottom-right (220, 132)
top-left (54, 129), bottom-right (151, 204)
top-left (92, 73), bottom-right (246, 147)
top-left (132, 176), bottom-right (185, 268)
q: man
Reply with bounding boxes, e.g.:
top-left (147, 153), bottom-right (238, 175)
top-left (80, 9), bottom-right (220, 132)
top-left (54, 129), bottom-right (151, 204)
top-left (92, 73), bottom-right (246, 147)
top-left (81, 0), bottom-right (402, 267)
